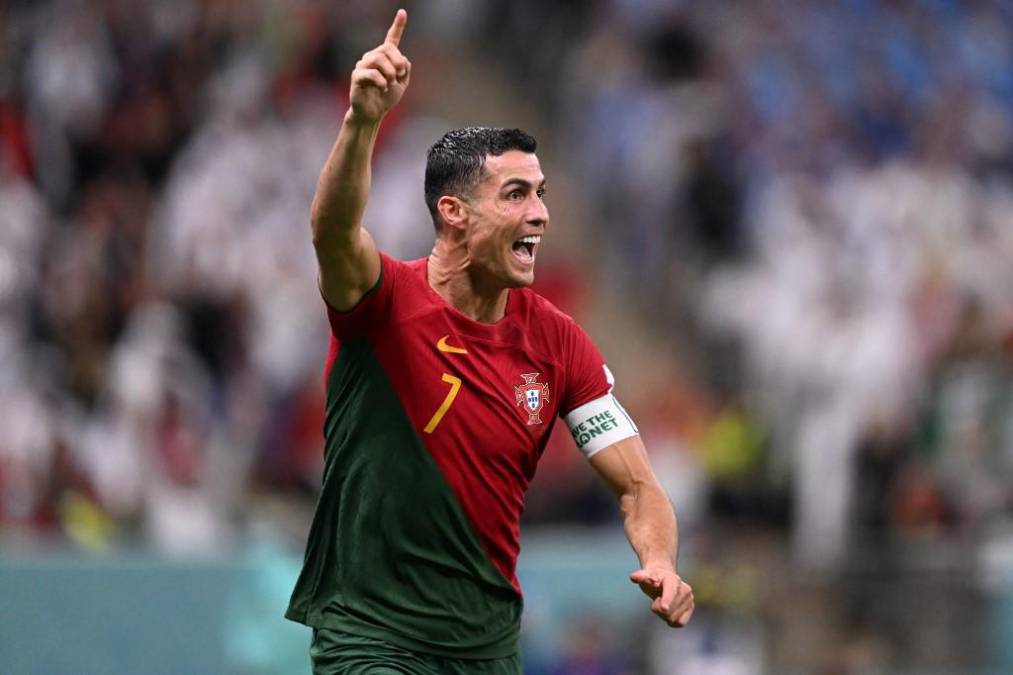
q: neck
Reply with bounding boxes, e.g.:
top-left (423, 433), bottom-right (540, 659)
top-left (428, 238), bottom-right (509, 324)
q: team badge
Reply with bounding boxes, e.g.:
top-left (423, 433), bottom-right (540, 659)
top-left (514, 373), bottom-right (550, 425)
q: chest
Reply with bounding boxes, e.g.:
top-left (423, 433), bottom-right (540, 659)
top-left (370, 312), bottom-right (565, 465)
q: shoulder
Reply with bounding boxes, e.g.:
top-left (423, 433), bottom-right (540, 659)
top-left (379, 251), bottom-right (422, 275)
top-left (511, 287), bottom-right (585, 345)
top-left (324, 253), bottom-right (428, 334)
top-left (378, 253), bottom-right (428, 291)
top-left (512, 286), bottom-right (570, 321)
top-left (513, 288), bottom-right (611, 412)
top-left (380, 253), bottom-right (447, 324)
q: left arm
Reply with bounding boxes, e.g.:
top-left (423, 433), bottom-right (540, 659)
top-left (590, 435), bottom-right (695, 627)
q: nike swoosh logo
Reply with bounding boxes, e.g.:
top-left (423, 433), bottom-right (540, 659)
top-left (436, 335), bottom-right (467, 354)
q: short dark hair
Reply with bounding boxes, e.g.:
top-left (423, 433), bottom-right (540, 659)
top-left (424, 127), bottom-right (537, 227)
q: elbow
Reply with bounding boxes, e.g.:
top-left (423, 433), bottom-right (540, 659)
top-left (310, 201), bottom-right (356, 250)
top-left (310, 218), bottom-right (326, 249)
top-left (311, 212), bottom-right (358, 255)
top-left (310, 208), bottom-right (339, 251)
top-left (309, 200), bottom-right (327, 246)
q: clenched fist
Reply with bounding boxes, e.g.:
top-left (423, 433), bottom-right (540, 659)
top-left (349, 9), bottom-right (411, 124)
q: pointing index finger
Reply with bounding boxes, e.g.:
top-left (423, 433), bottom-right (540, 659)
top-left (385, 9), bottom-right (407, 47)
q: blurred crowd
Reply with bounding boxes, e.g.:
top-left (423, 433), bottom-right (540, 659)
top-left (536, 0), bottom-right (1013, 572)
top-left (1, 0), bottom-right (1012, 671)
top-left (2, 0), bottom-right (340, 555)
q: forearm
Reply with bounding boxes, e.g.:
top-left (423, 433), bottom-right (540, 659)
top-left (310, 110), bottom-right (382, 248)
top-left (620, 480), bottom-right (679, 572)
top-left (586, 405), bottom-right (695, 626)
top-left (585, 402), bottom-right (692, 625)
top-left (310, 11), bottom-right (407, 308)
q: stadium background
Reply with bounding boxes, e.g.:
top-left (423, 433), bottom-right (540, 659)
top-left (1, 0), bottom-right (1012, 672)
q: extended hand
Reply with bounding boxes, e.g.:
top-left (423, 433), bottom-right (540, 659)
top-left (349, 9), bottom-right (411, 124)
top-left (630, 567), bottom-right (695, 628)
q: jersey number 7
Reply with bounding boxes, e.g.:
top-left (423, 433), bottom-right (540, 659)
top-left (423, 373), bottom-right (462, 434)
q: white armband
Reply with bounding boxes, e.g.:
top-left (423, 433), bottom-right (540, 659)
top-left (565, 393), bottom-right (639, 459)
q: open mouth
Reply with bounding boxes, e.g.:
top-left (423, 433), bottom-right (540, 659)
top-left (511, 235), bottom-right (541, 264)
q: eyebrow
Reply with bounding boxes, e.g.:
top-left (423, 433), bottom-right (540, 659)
top-left (500, 178), bottom-right (547, 190)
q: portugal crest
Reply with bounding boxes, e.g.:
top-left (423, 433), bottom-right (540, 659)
top-left (515, 373), bottom-right (550, 425)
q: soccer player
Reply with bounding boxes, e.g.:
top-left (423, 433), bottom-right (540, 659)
top-left (286, 9), bottom-right (694, 674)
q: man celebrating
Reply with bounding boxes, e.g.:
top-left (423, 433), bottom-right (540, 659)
top-left (286, 10), bottom-right (694, 673)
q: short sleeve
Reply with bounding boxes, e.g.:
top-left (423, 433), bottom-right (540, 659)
top-left (560, 320), bottom-right (613, 415)
top-left (323, 252), bottom-right (400, 339)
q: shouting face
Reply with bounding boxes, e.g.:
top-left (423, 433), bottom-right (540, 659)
top-left (462, 150), bottom-right (548, 289)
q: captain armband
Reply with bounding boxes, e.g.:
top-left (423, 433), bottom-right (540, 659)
top-left (564, 393), bottom-right (639, 459)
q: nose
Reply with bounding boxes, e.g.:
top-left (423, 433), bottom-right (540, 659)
top-left (527, 194), bottom-right (549, 228)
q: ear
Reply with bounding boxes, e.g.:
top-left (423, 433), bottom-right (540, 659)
top-left (436, 195), bottom-right (468, 236)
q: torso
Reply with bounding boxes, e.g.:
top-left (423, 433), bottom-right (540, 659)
top-left (288, 254), bottom-right (609, 657)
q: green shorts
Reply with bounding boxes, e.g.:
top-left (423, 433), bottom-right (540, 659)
top-left (310, 628), bottom-right (523, 675)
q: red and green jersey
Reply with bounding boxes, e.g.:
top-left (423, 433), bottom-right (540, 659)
top-left (286, 253), bottom-right (611, 658)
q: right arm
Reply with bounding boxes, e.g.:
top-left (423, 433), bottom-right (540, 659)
top-left (311, 9), bottom-right (411, 310)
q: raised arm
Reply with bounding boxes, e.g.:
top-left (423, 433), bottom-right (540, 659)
top-left (311, 9), bottom-right (411, 310)
top-left (590, 435), bottom-right (695, 628)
